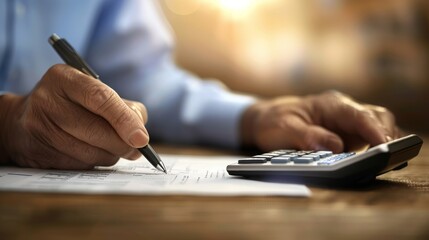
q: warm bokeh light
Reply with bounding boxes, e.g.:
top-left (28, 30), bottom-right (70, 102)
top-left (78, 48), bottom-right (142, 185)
top-left (216, 0), bottom-right (258, 13)
top-left (165, 0), bottom-right (263, 16)
top-left (201, 0), bottom-right (273, 19)
top-left (161, 0), bottom-right (429, 132)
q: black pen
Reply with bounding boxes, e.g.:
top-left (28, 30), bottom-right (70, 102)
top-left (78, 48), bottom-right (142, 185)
top-left (48, 33), bottom-right (167, 174)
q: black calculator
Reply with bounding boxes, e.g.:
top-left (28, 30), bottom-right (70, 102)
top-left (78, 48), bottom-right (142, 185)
top-left (227, 134), bottom-right (423, 185)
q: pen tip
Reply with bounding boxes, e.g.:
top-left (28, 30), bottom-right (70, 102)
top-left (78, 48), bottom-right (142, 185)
top-left (161, 165), bottom-right (167, 174)
top-left (156, 164), bottom-right (167, 174)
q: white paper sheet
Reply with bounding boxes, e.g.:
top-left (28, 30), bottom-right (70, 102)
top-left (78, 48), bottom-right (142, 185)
top-left (0, 154), bottom-right (310, 197)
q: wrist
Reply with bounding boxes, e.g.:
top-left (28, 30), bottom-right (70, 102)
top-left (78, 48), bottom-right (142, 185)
top-left (239, 101), bottom-right (265, 149)
top-left (0, 93), bottom-right (24, 164)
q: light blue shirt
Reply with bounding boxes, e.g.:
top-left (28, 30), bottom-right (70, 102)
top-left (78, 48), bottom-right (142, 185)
top-left (0, 0), bottom-right (255, 148)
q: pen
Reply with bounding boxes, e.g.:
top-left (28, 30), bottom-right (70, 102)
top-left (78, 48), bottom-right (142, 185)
top-left (48, 33), bottom-right (167, 174)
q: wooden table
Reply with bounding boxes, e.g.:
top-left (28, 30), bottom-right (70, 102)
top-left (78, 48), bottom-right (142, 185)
top-left (1, 137), bottom-right (428, 240)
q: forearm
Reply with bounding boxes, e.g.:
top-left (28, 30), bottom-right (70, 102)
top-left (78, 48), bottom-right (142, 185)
top-left (144, 66), bottom-right (256, 148)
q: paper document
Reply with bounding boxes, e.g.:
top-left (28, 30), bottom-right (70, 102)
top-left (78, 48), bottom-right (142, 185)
top-left (0, 154), bottom-right (310, 197)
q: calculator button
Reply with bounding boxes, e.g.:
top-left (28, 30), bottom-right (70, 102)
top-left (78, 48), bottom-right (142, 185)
top-left (278, 154), bottom-right (297, 160)
top-left (316, 151), bottom-right (333, 158)
top-left (238, 158), bottom-right (268, 164)
top-left (293, 157), bottom-right (315, 164)
top-left (271, 157), bottom-right (292, 164)
top-left (317, 153), bottom-right (355, 165)
top-left (302, 154), bottom-right (320, 161)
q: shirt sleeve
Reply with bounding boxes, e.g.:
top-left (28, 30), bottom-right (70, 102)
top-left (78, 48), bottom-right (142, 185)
top-left (85, 0), bottom-right (256, 149)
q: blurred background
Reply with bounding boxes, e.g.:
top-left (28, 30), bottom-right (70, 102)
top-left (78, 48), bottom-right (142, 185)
top-left (160, 0), bottom-right (429, 133)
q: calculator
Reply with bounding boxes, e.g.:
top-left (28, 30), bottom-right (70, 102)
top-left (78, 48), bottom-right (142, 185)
top-left (227, 134), bottom-right (423, 185)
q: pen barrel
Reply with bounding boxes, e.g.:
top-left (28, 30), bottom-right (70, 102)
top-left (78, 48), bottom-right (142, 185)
top-left (139, 145), bottom-right (162, 168)
top-left (49, 34), bottom-right (99, 79)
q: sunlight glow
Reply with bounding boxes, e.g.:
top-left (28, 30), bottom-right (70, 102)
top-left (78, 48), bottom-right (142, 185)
top-left (217, 0), bottom-right (258, 13)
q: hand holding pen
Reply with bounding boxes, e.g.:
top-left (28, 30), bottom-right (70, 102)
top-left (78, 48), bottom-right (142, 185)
top-left (0, 32), bottom-right (166, 172)
top-left (48, 33), bottom-right (167, 172)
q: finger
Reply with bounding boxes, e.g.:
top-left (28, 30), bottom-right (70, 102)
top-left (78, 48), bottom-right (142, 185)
top-left (278, 115), bottom-right (344, 152)
top-left (123, 100), bottom-right (148, 124)
top-left (17, 143), bottom-right (94, 170)
top-left (17, 153), bottom-right (92, 170)
top-left (123, 149), bottom-right (142, 160)
top-left (367, 105), bottom-right (396, 140)
top-left (50, 96), bottom-right (139, 158)
top-left (318, 93), bottom-right (386, 146)
top-left (50, 65), bottom-right (149, 148)
top-left (338, 133), bottom-right (369, 152)
top-left (353, 109), bottom-right (386, 145)
top-left (29, 121), bottom-right (121, 167)
top-left (395, 127), bottom-right (406, 139)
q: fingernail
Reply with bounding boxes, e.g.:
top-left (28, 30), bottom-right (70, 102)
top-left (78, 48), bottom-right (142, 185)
top-left (386, 135), bottom-right (392, 142)
top-left (128, 129), bottom-right (148, 148)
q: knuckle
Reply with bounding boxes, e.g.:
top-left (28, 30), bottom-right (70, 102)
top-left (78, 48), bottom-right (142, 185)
top-left (83, 84), bottom-right (117, 113)
top-left (375, 106), bottom-right (395, 119)
top-left (373, 106), bottom-right (388, 113)
top-left (325, 91), bottom-right (355, 108)
top-left (322, 90), bottom-right (342, 100)
top-left (129, 102), bottom-right (148, 123)
top-left (332, 90), bottom-right (349, 99)
top-left (45, 64), bottom-right (75, 85)
top-left (136, 102), bottom-right (148, 123)
top-left (113, 108), bottom-right (133, 129)
top-left (46, 64), bottom-right (66, 77)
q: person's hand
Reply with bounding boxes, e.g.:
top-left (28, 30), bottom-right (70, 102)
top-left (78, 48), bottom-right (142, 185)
top-left (240, 91), bottom-right (401, 152)
top-left (0, 64), bottom-right (148, 169)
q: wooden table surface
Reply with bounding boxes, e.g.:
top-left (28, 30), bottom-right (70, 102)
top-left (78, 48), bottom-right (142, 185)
top-left (1, 136), bottom-right (428, 240)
